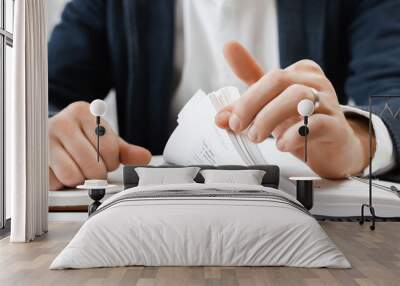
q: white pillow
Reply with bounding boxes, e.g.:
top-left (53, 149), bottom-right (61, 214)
top-left (135, 167), bottom-right (200, 186)
top-left (200, 169), bottom-right (266, 185)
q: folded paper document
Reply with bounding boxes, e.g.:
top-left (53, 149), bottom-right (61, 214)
top-left (164, 87), bottom-right (266, 165)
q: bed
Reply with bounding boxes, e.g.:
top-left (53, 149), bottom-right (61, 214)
top-left (50, 165), bottom-right (350, 269)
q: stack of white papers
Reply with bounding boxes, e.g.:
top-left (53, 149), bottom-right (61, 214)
top-left (164, 87), bottom-right (266, 166)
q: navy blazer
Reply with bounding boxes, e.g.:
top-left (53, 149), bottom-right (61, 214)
top-left (48, 0), bottom-right (400, 178)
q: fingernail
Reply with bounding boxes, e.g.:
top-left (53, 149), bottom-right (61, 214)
top-left (229, 114), bottom-right (242, 131)
top-left (276, 139), bottom-right (287, 151)
top-left (248, 125), bottom-right (259, 142)
top-left (215, 111), bottom-right (232, 128)
top-left (217, 110), bottom-right (232, 119)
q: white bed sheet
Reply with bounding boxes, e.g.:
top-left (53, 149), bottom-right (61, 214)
top-left (50, 183), bottom-right (350, 269)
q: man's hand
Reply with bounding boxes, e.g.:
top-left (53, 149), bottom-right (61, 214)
top-left (215, 41), bottom-right (374, 179)
top-left (49, 101), bottom-right (151, 190)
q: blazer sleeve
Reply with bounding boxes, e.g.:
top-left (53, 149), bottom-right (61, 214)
top-left (48, 0), bottom-right (112, 116)
top-left (345, 0), bottom-right (400, 176)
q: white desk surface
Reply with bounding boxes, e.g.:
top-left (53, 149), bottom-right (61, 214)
top-left (48, 154), bottom-right (400, 221)
top-left (49, 156), bottom-right (165, 221)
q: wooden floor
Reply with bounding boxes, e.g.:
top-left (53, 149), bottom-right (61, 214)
top-left (0, 221), bottom-right (399, 286)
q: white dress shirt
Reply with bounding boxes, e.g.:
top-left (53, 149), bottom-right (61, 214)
top-left (171, 0), bottom-right (395, 176)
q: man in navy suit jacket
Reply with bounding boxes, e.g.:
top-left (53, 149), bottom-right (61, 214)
top-left (48, 0), bottom-right (400, 190)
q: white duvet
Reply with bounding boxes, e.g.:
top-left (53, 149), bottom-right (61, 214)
top-left (50, 183), bottom-right (350, 269)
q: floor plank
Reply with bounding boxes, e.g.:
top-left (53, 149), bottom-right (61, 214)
top-left (0, 221), bottom-right (399, 286)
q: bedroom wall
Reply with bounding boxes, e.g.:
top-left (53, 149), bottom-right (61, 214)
top-left (47, 0), bottom-right (67, 39)
top-left (47, 0), bottom-right (119, 133)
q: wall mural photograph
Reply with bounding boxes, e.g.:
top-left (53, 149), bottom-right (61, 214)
top-left (1, 1), bottom-right (400, 285)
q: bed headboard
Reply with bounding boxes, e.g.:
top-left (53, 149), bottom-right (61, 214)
top-left (123, 165), bottom-right (280, 189)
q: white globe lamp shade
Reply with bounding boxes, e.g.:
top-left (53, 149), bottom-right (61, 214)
top-left (297, 99), bottom-right (315, 117)
top-left (90, 99), bottom-right (107, 117)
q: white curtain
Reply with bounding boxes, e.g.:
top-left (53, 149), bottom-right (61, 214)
top-left (9, 0), bottom-right (48, 242)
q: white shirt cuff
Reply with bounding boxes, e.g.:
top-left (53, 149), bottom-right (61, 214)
top-left (341, 105), bottom-right (396, 176)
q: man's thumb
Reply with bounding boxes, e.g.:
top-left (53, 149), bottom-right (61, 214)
top-left (118, 138), bottom-right (152, 165)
